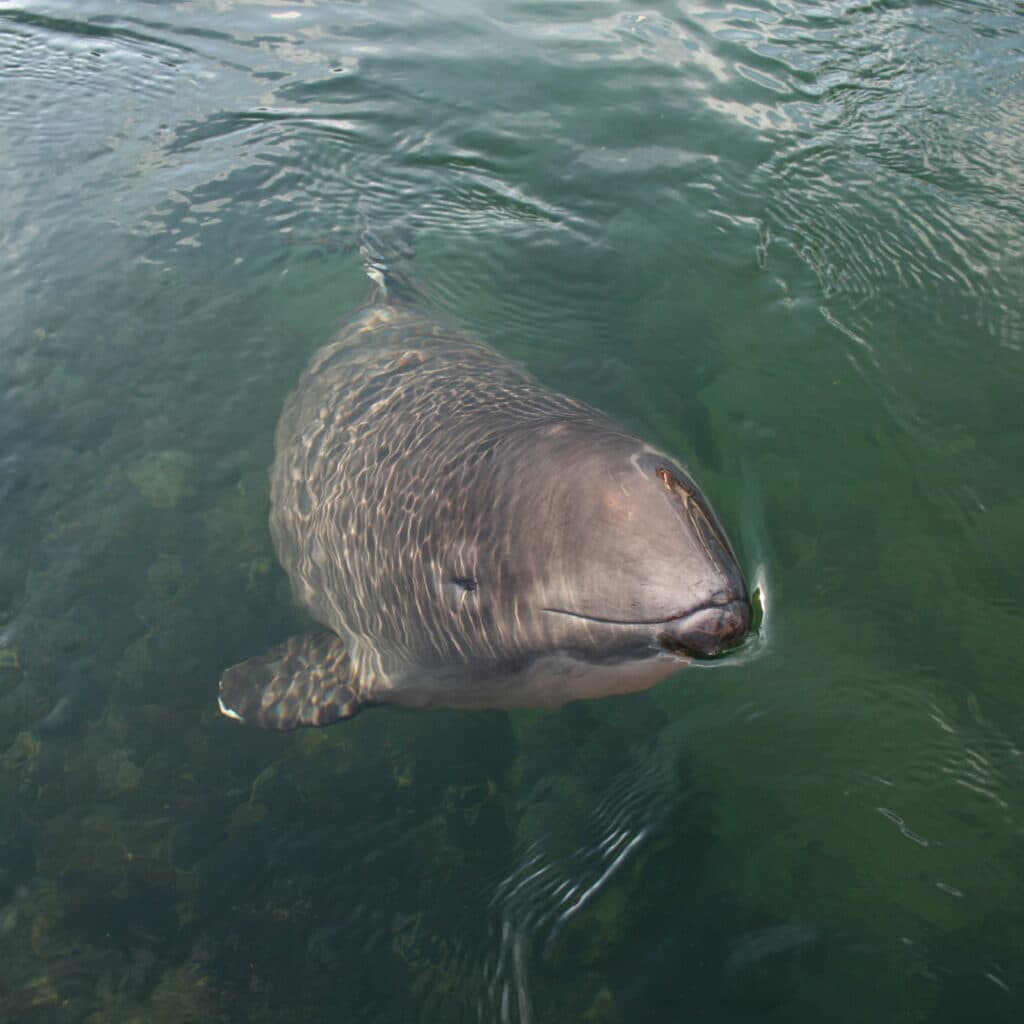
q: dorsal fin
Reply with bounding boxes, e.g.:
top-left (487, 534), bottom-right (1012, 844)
top-left (358, 221), bottom-right (428, 307)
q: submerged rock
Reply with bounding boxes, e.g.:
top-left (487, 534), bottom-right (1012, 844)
top-left (722, 921), bottom-right (822, 1012)
top-left (128, 450), bottom-right (195, 509)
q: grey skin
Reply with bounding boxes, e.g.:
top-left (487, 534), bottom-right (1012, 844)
top-left (219, 294), bottom-right (751, 729)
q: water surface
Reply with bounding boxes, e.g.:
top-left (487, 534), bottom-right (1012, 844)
top-left (1, 1), bottom-right (1022, 1021)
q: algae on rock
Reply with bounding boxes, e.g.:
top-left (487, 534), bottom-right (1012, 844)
top-left (128, 450), bottom-right (195, 509)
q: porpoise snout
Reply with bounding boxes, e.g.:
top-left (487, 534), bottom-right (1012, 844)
top-left (658, 597), bottom-right (752, 659)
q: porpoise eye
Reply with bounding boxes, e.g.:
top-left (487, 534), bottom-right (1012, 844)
top-left (450, 576), bottom-right (479, 592)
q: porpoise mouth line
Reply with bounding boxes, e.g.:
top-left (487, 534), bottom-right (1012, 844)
top-left (541, 602), bottom-right (728, 628)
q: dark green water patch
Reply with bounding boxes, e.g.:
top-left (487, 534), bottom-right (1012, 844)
top-left (2, 0), bottom-right (1022, 1020)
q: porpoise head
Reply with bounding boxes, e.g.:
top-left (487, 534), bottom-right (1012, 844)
top-left (420, 420), bottom-right (752, 707)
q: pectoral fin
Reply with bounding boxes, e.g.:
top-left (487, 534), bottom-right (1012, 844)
top-left (218, 632), bottom-right (364, 730)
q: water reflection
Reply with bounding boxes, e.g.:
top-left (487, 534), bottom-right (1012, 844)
top-left (1, 0), bottom-right (1022, 1020)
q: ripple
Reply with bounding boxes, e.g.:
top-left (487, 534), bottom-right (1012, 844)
top-left (481, 751), bottom-right (679, 1024)
top-left (682, 1), bottom-right (1022, 324)
top-left (2, 1), bottom-right (1023, 1017)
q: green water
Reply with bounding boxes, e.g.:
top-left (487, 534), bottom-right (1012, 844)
top-left (1, 0), bottom-right (1022, 1020)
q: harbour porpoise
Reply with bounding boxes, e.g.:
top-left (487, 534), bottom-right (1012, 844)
top-left (219, 258), bottom-right (751, 729)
